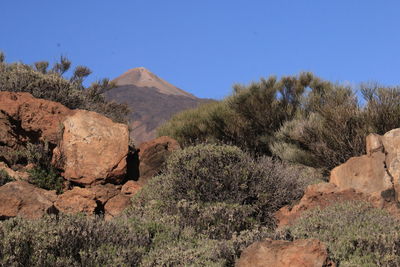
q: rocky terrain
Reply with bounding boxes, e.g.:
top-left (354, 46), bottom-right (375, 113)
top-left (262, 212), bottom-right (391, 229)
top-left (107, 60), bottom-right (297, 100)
top-left (105, 67), bottom-right (211, 144)
top-left (2, 62), bottom-right (400, 265)
top-left (0, 92), bottom-right (180, 220)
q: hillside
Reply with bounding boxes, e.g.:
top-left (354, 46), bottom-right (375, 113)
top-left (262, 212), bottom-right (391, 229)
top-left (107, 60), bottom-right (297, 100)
top-left (105, 67), bottom-right (210, 144)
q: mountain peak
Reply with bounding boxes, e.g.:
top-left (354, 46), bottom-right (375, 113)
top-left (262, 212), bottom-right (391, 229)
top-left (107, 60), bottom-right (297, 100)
top-left (113, 67), bottom-right (195, 99)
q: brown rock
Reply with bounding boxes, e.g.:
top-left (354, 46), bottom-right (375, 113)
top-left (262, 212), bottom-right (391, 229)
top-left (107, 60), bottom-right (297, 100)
top-left (381, 129), bottom-right (400, 201)
top-left (58, 110), bottom-right (129, 185)
top-left (330, 151), bottom-right (392, 195)
top-left (104, 194), bottom-right (131, 220)
top-left (275, 183), bottom-right (370, 228)
top-left (121, 180), bottom-right (141, 196)
top-left (55, 187), bottom-right (97, 214)
top-left (87, 184), bottom-right (120, 203)
top-left (0, 181), bottom-right (57, 219)
top-left (0, 162), bottom-right (29, 180)
top-left (366, 133), bottom-right (383, 155)
top-left (236, 238), bottom-right (335, 267)
top-left (138, 136), bottom-right (180, 184)
top-left (0, 92), bottom-right (73, 144)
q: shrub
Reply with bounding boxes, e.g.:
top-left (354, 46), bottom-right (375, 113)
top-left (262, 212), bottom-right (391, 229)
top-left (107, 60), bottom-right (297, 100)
top-left (158, 73), bottom-right (313, 155)
top-left (282, 201), bottom-right (400, 266)
top-left (27, 167), bottom-right (63, 194)
top-left (0, 215), bottom-right (150, 266)
top-left (129, 144), bottom-right (306, 239)
top-left (0, 53), bottom-right (130, 124)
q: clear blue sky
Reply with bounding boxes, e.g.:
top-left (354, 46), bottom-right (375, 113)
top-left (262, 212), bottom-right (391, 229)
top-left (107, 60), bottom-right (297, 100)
top-left (1, 1), bottom-right (400, 99)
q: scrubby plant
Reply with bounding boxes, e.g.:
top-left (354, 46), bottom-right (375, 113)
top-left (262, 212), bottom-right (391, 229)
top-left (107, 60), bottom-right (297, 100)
top-left (129, 144), bottom-right (306, 239)
top-left (282, 201), bottom-right (400, 266)
top-left (159, 73), bottom-right (313, 155)
top-left (20, 142), bottom-right (64, 193)
top-left (0, 52), bottom-right (130, 124)
top-left (161, 73), bottom-right (400, 172)
top-left (0, 214), bottom-right (151, 266)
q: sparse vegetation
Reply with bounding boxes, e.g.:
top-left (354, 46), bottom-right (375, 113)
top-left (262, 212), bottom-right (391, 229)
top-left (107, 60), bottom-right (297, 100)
top-left (281, 201), bottom-right (400, 266)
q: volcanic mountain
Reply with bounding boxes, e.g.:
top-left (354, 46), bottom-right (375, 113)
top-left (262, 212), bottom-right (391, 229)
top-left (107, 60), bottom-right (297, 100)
top-left (105, 67), bottom-right (210, 145)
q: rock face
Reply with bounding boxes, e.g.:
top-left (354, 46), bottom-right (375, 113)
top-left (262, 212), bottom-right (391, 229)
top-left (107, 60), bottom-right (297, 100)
top-left (0, 92), bottom-right (73, 144)
top-left (0, 92), bottom-right (73, 165)
top-left (121, 180), bottom-right (141, 196)
top-left (330, 130), bottom-right (400, 201)
top-left (0, 162), bottom-right (29, 180)
top-left (55, 187), bottom-right (98, 214)
top-left (236, 238), bottom-right (334, 267)
top-left (0, 181), bottom-right (57, 219)
top-left (57, 110), bottom-right (129, 185)
top-left (137, 136), bottom-right (180, 184)
top-left (104, 194), bottom-right (132, 220)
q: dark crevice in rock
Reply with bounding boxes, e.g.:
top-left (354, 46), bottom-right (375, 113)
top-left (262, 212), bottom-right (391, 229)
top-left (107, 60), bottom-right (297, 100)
top-left (382, 147), bottom-right (398, 203)
top-left (94, 200), bottom-right (105, 215)
top-left (126, 148), bottom-right (140, 181)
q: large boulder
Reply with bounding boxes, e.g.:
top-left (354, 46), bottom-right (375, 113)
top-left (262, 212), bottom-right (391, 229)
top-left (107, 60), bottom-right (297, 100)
top-left (137, 136), bottom-right (180, 184)
top-left (236, 238), bottom-right (335, 267)
top-left (56, 110), bottom-right (129, 185)
top-left (0, 181), bottom-right (58, 219)
top-left (274, 183), bottom-right (392, 228)
top-left (0, 92), bottom-right (73, 145)
top-left (104, 193), bottom-right (131, 220)
top-left (330, 129), bottom-right (400, 202)
top-left (55, 187), bottom-right (98, 214)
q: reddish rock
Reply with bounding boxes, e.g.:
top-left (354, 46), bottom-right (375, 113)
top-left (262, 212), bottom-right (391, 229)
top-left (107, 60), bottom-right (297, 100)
top-left (275, 183), bottom-right (370, 228)
top-left (275, 182), bottom-right (400, 228)
top-left (236, 238), bottom-right (335, 267)
top-left (55, 187), bottom-right (97, 214)
top-left (138, 136), bottom-right (180, 184)
top-left (104, 194), bottom-right (131, 220)
top-left (0, 92), bottom-right (73, 144)
top-left (58, 110), bottom-right (129, 185)
top-left (87, 184), bottom-right (120, 203)
top-left (121, 180), bottom-right (141, 196)
top-left (0, 162), bottom-right (29, 180)
top-left (330, 151), bottom-right (392, 195)
top-left (0, 181), bottom-right (57, 219)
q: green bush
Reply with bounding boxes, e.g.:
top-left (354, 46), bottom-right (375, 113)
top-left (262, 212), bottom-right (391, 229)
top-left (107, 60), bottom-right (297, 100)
top-left (0, 215), bottom-right (150, 266)
top-left (129, 144), bottom-right (306, 239)
top-left (0, 53), bottom-right (130, 124)
top-left (27, 167), bottom-right (63, 194)
top-left (282, 201), bottom-right (400, 266)
top-left (158, 73), bottom-right (313, 155)
top-left (161, 73), bottom-right (400, 171)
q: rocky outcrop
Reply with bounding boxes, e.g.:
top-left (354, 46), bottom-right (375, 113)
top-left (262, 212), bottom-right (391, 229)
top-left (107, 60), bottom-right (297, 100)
top-left (330, 130), bottom-right (400, 202)
top-left (274, 182), bottom-right (400, 228)
top-left (276, 129), bottom-right (400, 229)
top-left (0, 181), bottom-right (58, 219)
top-left (55, 187), bottom-right (98, 214)
top-left (56, 110), bottom-right (129, 186)
top-left (121, 180), bottom-right (141, 196)
top-left (0, 92), bottom-right (73, 145)
top-left (138, 136), bottom-right (180, 184)
top-left (0, 162), bottom-right (29, 180)
top-left (236, 238), bottom-right (335, 267)
top-left (104, 194), bottom-right (131, 220)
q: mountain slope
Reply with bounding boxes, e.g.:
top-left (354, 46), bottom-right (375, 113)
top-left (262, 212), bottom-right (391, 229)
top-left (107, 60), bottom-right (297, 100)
top-left (105, 68), bottom-right (210, 145)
